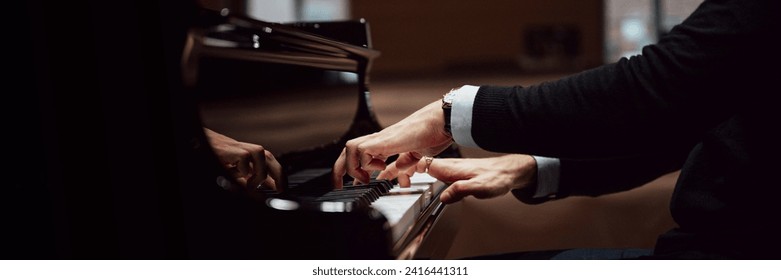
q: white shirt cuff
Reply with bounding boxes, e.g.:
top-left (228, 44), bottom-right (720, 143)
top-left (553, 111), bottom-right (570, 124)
top-left (451, 85), bottom-right (480, 148)
top-left (532, 156), bottom-right (561, 199)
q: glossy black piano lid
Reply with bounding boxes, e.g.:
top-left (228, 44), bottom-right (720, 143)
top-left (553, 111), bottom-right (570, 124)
top-left (190, 9), bottom-right (383, 175)
top-left (186, 8), bottom-right (394, 259)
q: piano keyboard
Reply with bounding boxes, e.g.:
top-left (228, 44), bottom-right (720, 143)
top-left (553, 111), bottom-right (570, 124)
top-left (262, 169), bottom-right (447, 256)
top-left (372, 173), bottom-right (444, 246)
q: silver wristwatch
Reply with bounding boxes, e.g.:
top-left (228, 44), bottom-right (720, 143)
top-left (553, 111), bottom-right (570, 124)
top-left (442, 88), bottom-right (458, 135)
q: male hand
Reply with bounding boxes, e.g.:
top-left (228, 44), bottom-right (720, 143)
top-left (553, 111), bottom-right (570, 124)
top-left (332, 100), bottom-right (453, 187)
top-left (379, 154), bottom-right (538, 204)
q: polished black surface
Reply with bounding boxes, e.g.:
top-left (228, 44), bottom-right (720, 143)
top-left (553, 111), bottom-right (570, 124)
top-left (188, 8), bottom-right (399, 258)
top-left (8, 1), bottom-right (391, 259)
top-left (9, 1), bottom-right (452, 259)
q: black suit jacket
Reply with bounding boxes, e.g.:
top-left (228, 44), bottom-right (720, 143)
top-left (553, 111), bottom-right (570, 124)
top-left (473, 0), bottom-right (781, 259)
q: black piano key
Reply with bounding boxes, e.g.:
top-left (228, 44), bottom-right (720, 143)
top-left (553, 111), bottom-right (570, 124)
top-left (326, 189), bottom-right (377, 203)
top-left (369, 180), bottom-right (392, 193)
top-left (341, 186), bottom-right (380, 201)
top-left (260, 173), bottom-right (399, 212)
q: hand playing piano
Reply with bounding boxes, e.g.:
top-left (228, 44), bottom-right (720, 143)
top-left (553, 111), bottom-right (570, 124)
top-left (378, 154), bottom-right (538, 204)
top-left (332, 100), bottom-right (453, 187)
top-left (204, 128), bottom-right (284, 191)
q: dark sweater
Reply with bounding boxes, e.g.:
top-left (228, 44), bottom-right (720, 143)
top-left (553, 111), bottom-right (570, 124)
top-left (473, 0), bottom-right (781, 259)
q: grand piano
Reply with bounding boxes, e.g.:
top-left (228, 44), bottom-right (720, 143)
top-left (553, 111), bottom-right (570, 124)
top-left (9, 1), bottom-right (461, 259)
top-left (10, 1), bottom-right (678, 260)
top-left (182, 8), bottom-right (459, 259)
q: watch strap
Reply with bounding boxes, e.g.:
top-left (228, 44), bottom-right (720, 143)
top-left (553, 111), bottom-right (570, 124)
top-left (443, 105), bottom-right (452, 135)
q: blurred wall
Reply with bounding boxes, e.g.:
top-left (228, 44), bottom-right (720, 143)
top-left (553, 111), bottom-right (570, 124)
top-left (351, 0), bottom-right (604, 76)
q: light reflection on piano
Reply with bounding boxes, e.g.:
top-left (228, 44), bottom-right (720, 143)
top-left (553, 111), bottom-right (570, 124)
top-left (185, 8), bottom-right (458, 259)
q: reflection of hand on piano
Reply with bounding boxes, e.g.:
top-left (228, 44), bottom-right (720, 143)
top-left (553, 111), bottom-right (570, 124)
top-left (332, 100), bottom-right (454, 187)
top-left (203, 127), bottom-right (285, 191)
top-left (384, 154), bottom-right (539, 204)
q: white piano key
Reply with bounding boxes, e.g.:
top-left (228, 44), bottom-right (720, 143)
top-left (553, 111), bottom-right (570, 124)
top-left (372, 191), bottom-right (423, 243)
top-left (409, 172), bottom-right (438, 185)
top-left (372, 175), bottom-right (448, 243)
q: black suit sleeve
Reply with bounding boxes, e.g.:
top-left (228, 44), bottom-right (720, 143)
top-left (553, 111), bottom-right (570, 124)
top-left (513, 148), bottom-right (688, 204)
top-left (557, 152), bottom-right (687, 198)
top-left (469, 0), bottom-right (777, 158)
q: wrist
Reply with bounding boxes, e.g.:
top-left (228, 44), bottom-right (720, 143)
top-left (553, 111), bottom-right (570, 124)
top-left (511, 156), bottom-right (561, 205)
top-left (507, 154), bottom-right (537, 190)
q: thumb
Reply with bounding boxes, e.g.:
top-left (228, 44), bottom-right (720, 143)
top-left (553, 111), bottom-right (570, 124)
top-left (439, 180), bottom-right (479, 204)
top-left (440, 176), bottom-right (509, 204)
